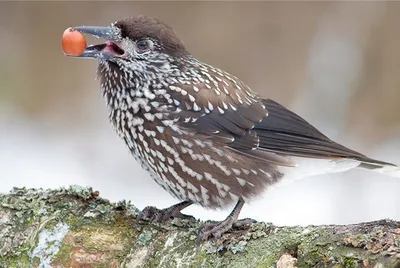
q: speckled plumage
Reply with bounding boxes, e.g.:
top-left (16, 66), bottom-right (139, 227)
top-left (98, 50), bottom-right (285, 210)
top-left (67, 15), bottom-right (400, 241)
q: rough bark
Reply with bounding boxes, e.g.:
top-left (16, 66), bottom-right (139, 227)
top-left (0, 186), bottom-right (399, 268)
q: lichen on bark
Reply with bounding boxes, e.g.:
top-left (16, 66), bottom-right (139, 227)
top-left (0, 186), bottom-right (399, 267)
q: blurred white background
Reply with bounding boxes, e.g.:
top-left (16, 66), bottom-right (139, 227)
top-left (0, 2), bottom-right (399, 226)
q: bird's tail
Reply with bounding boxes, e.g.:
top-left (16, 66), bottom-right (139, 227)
top-left (357, 158), bottom-right (400, 178)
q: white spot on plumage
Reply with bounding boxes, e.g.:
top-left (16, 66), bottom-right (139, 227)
top-left (143, 113), bottom-right (155, 121)
top-left (156, 150), bottom-right (166, 162)
top-left (218, 188), bottom-right (227, 198)
top-left (259, 169), bottom-right (272, 178)
top-left (181, 139), bottom-right (193, 148)
top-left (150, 101), bottom-right (160, 108)
top-left (169, 85), bottom-right (181, 92)
top-left (154, 113), bottom-right (163, 119)
top-left (138, 133), bottom-right (144, 141)
top-left (162, 120), bottom-right (173, 126)
top-left (131, 117), bottom-right (144, 126)
top-left (236, 177), bottom-right (246, 186)
top-left (241, 168), bottom-right (250, 175)
top-left (172, 136), bottom-right (180, 144)
top-left (188, 94), bottom-right (196, 102)
top-left (167, 157), bottom-right (174, 165)
top-left (156, 126), bottom-right (165, 133)
top-left (187, 181), bottom-right (199, 194)
top-left (193, 102), bottom-right (201, 111)
top-left (144, 129), bottom-right (156, 137)
top-left (229, 103), bottom-right (237, 111)
top-left (232, 168), bottom-right (241, 175)
top-left (153, 138), bottom-right (161, 146)
top-left (194, 139), bottom-right (206, 148)
top-left (180, 146), bottom-right (188, 154)
top-left (223, 85), bottom-right (229, 95)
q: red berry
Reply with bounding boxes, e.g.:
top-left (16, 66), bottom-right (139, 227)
top-left (62, 27), bottom-right (87, 56)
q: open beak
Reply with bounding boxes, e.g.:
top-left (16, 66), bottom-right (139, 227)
top-left (66, 26), bottom-right (125, 60)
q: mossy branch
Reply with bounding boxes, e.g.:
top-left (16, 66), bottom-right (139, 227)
top-left (0, 186), bottom-right (399, 267)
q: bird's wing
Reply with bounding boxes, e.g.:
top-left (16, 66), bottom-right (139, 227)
top-left (165, 64), bottom-right (367, 166)
top-left (255, 99), bottom-right (367, 159)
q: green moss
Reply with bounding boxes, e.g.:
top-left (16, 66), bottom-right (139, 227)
top-left (343, 257), bottom-right (357, 268)
top-left (255, 255), bottom-right (277, 267)
top-left (31, 256), bottom-right (40, 267)
top-left (0, 242), bottom-right (32, 266)
top-left (52, 244), bottom-right (73, 266)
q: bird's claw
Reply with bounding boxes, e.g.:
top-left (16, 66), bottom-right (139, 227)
top-left (137, 205), bottom-right (195, 222)
top-left (196, 218), bottom-right (256, 244)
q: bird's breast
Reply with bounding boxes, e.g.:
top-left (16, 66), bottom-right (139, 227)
top-left (107, 102), bottom-right (285, 208)
top-left (101, 84), bottom-right (287, 209)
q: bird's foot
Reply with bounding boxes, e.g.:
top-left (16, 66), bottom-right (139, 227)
top-left (197, 218), bottom-right (255, 244)
top-left (137, 200), bottom-right (195, 222)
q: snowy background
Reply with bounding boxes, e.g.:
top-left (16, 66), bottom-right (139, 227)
top-left (1, 2), bottom-right (399, 226)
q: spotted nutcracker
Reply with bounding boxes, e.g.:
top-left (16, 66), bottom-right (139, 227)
top-left (63, 15), bottom-right (400, 242)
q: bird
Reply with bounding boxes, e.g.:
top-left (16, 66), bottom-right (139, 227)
top-left (64, 15), bottom-right (400, 243)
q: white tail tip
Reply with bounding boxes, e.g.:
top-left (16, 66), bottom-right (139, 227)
top-left (374, 165), bottom-right (400, 178)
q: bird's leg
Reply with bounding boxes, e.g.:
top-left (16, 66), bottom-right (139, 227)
top-left (137, 200), bottom-right (195, 222)
top-left (197, 198), bottom-right (253, 243)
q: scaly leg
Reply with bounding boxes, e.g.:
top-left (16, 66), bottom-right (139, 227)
top-left (197, 198), bottom-right (254, 243)
top-left (137, 200), bottom-right (194, 222)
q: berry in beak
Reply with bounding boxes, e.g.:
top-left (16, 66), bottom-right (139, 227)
top-left (62, 26), bottom-right (125, 60)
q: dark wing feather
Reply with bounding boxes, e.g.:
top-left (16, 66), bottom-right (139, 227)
top-left (187, 97), bottom-right (366, 162)
top-left (259, 99), bottom-right (331, 140)
top-left (166, 63), bottom-right (366, 165)
top-left (196, 111), bottom-right (247, 136)
top-left (254, 99), bottom-right (367, 159)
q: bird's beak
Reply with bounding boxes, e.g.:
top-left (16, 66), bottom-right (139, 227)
top-left (66, 26), bottom-right (125, 60)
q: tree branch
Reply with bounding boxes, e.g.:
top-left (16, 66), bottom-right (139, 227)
top-left (0, 186), bottom-right (399, 267)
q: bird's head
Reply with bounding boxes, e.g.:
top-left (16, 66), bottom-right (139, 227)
top-left (65, 15), bottom-right (192, 93)
top-left (67, 15), bottom-right (188, 63)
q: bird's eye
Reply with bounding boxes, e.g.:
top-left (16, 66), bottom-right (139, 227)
top-left (136, 39), bottom-right (153, 53)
